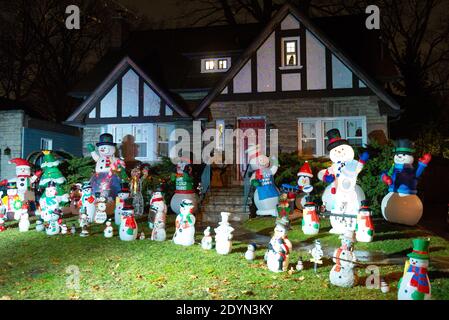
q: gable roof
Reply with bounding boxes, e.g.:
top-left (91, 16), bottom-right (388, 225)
top-left (192, 3), bottom-right (401, 118)
top-left (66, 56), bottom-right (190, 124)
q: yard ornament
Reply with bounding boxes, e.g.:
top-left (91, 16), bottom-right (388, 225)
top-left (247, 144), bottom-right (280, 217)
top-left (8, 158), bottom-right (42, 202)
top-left (35, 219), bottom-right (45, 232)
top-left (277, 193), bottom-right (291, 219)
top-left (79, 213), bottom-right (89, 229)
top-left (104, 219), bottom-right (114, 238)
top-left (78, 181), bottom-right (96, 223)
top-left (39, 181), bottom-right (69, 222)
top-left (398, 238), bottom-right (431, 300)
top-left (80, 225), bottom-right (89, 237)
top-left (295, 161), bottom-right (314, 210)
top-left (245, 243), bottom-right (257, 261)
top-left (318, 129), bottom-right (369, 234)
top-left (70, 223), bottom-right (77, 235)
top-left (201, 226), bottom-right (213, 250)
top-left (309, 239), bottom-right (324, 273)
top-left (329, 231), bottom-right (357, 288)
top-left (150, 191), bottom-right (167, 241)
top-left (18, 211), bottom-right (30, 232)
top-left (301, 197), bottom-right (320, 235)
top-left (214, 212), bottom-right (234, 255)
top-left (130, 167), bottom-right (144, 216)
top-left (45, 208), bottom-right (62, 236)
top-left (381, 139), bottom-right (431, 226)
top-left (2, 181), bottom-right (24, 221)
top-left (119, 199), bottom-right (138, 241)
top-left (0, 212), bottom-right (5, 232)
top-left (151, 220), bottom-right (166, 242)
top-left (115, 183), bottom-right (130, 226)
top-left (38, 151), bottom-right (68, 199)
top-left (355, 200), bottom-right (374, 243)
top-left (87, 133), bottom-right (125, 199)
top-left (140, 164), bottom-right (153, 208)
top-left (139, 232), bottom-right (146, 240)
top-left (296, 259), bottom-right (304, 271)
top-left (61, 224), bottom-right (68, 235)
top-left (266, 218), bottom-right (291, 273)
top-left (170, 159), bottom-right (198, 215)
top-left (173, 199), bottom-right (196, 246)
top-left (94, 195), bottom-right (108, 224)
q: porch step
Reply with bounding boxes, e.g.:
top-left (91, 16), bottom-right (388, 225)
top-left (199, 187), bottom-right (249, 223)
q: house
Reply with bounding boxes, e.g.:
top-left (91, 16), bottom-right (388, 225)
top-left (0, 98), bottom-right (83, 180)
top-left (65, 3), bottom-right (400, 187)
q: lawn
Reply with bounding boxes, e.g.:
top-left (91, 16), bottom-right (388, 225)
top-left (1, 214), bottom-right (449, 300)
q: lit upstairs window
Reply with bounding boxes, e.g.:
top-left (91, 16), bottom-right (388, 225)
top-left (201, 57), bottom-right (231, 73)
top-left (285, 40), bottom-right (298, 66)
top-left (205, 60), bottom-right (215, 71)
top-left (218, 59), bottom-right (227, 70)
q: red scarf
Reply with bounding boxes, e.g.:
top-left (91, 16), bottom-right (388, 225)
top-left (361, 216), bottom-right (374, 230)
top-left (255, 169), bottom-right (264, 180)
top-left (409, 266), bottom-right (430, 294)
top-left (335, 248), bottom-right (343, 272)
top-left (125, 216), bottom-right (137, 229)
top-left (307, 210), bottom-right (320, 223)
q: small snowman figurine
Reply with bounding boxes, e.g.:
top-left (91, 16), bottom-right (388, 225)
top-left (104, 219), bottom-right (114, 238)
top-left (398, 238), bottom-right (431, 300)
top-left (70, 223), bottom-right (77, 235)
top-left (329, 231), bottom-right (357, 288)
top-left (80, 225), bottom-right (89, 237)
top-left (78, 181), bottom-right (96, 223)
top-left (0, 212), bottom-right (6, 232)
top-left (79, 213), bottom-right (89, 229)
top-left (201, 226), bottom-right (213, 250)
top-left (46, 209), bottom-right (62, 236)
top-left (355, 200), bottom-right (374, 243)
top-left (266, 219), bottom-right (291, 273)
top-left (148, 190), bottom-right (167, 230)
top-left (245, 243), bottom-right (257, 261)
top-left (94, 195), bottom-right (108, 224)
top-left (173, 199), bottom-right (196, 246)
top-left (35, 219), bottom-right (45, 232)
top-left (214, 212), bottom-right (234, 255)
top-left (301, 197), bottom-right (320, 235)
top-left (309, 239), bottom-right (324, 273)
top-left (139, 231), bottom-right (146, 240)
top-left (119, 199), bottom-right (138, 241)
top-left (151, 220), bottom-right (167, 242)
top-left (18, 211), bottom-right (30, 232)
top-left (114, 183), bottom-right (130, 226)
top-left (61, 224), bottom-right (68, 235)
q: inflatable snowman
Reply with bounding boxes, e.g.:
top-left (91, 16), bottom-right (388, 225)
top-left (381, 139), bottom-right (431, 226)
top-left (247, 144), bottom-right (280, 216)
top-left (318, 129), bottom-right (369, 234)
top-left (1, 182), bottom-right (24, 221)
top-left (329, 231), bottom-right (357, 288)
top-left (295, 161), bottom-right (314, 210)
top-left (170, 159), bottom-right (198, 215)
top-left (398, 238), bottom-right (431, 300)
top-left (39, 181), bottom-right (68, 222)
top-left (173, 199), bottom-right (196, 246)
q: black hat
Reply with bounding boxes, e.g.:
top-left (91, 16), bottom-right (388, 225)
top-left (394, 139), bottom-right (415, 155)
top-left (119, 182), bottom-right (130, 193)
top-left (360, 200), bottom-right (370, 211)
top-left (123, 198), bottom-right (134, 210)
top-left (96, 133), bottom-right (116, 147)
top-left (47, 181), bottom-right (57, 188)
top-left (81, 181), bottom-right (92, 190)
top-left (326, 129), bottom-right (349, 151)
top-left (6, 181), bottom-right (17, 189)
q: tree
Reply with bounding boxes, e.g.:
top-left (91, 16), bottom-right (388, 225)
top-left (38, 151), bottom-right (67, 191)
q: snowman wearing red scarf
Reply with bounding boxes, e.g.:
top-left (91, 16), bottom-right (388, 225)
top-left (119, 199), bottom-right (138, 241)
top-left (398, 238), bottom-right (431, 300)
top-left (355, 200), bottom-right (374, 242)
top-left (329, 231), bottom-right (357, 288)
top-left (149, 190), bottom-right (167, 241)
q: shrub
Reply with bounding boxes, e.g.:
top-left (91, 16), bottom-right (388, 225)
top-left (59, 156), bottom-right (96, 193)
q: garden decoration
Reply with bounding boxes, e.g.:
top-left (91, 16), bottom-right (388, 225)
top-left (61, 224), bottom-right (68, 235)
top-left (247, 144), bottom-right (280, 217)
top-left (245, 243), bottom-right (257, 261)
top-left (87, 133), bottom-right (126, 199)
top-left (114, 183), bottom-right (130, 226)
top-left (173, 199), bottom-right (196, 246)
top-left (381, 279), bottom-right (390, 293)
top-left (94, 195), bottom-right (108, 224)
top-left (38, 151), bottom-right (68, 198)
top-left (309, 239), bottom-right (324, 273)
top-left (35, 219), bottom-right (45, 232)
top-left (79, 213), bottom-right (89, 229)
top-left (355, 200), bottom-right (374, 243)
top-left (214, 212), bottom-right (234, 255)
top-left (69, 183), bottom-right (82, 209)
top-left (329, 231), bottom-right (357, 288)
top-left (140, 164), bottom-right (153, 208)
top-left (130, 167), bottom-right (144, 216)
top-left (45, 209), bottom-right (62, 236)
top-left (80, 225), bottom-right (89, 237)
top-left (277, 193), bottom-right (291, 219)
top-left (139, 232), bottom-right (146, 240)
top-left (266, 218), bottom-right (291, 273)
top-left (70, 223), bottom-right (77, 235)
top-left (296, 259), bottom-right (304, 271)
top-left (18, 211), bottom-right (30, 232)
top-left (151, 220), bottom-right (166, 242)
top-left (2, 181), bottom-right (24, 221)
top-left (201, 226), bottom-right (213, 250)
top-left (38, 181), bottom-right (68, 222)
top-left (170, 159), bottom-right (198, 215)
top-left (318, 129), bottom-right (369, 234)
top-left (301, 197), bottom-right (320, 235)
top-left (104, 219), bottom-right (114, 238)
top-left (295, 161), bottom-right (314, 210)
top-left (381, 139), bottom-right (431, 226)
top-left (8, 158), bottom-right (41, 203)
top-left (148, 189), bottom-right (167, 230)
top-left (78, 182), bottom-right (96, 223)
top-left (119, 199), bottom-right (138, 241)
top-left (0, 212), bottom-right (5, 232)
top-left (398, 238), bottom-right (432, 300)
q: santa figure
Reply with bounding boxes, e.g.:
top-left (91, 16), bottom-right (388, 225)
top-left (8, 158), bottom-right (42, 202)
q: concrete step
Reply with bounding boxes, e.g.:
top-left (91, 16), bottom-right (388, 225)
top-left (203, 197), bottom-right (245, 205)
top-left (202, 204), bottom-right (248, 213)
top-left (201, 213), bottom-right (249, 223)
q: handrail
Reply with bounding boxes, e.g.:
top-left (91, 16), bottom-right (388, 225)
top-left (243, 165), bottom-right (254, 212)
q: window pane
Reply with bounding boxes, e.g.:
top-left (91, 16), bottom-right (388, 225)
top-left (165, 105), bottom-right (173, 116)
top-left (205, 60), bottom-right (215, 70)
top-left (136, 142), bottom-right (147, 158)
top-left (346, 119), bottom-right (363, 138)
top-left (348, 138), bottom-right (363, 147)
top-left (301, 122), bottom-right (316, 139)
top-left (218, 59), bottom-right (227, 69)
top-left (301, 139), bottom-right (316, 156)
top-left (121, 69), bottom-right (139, 117)
top-left (143, 83), bottom-right (161, 116)
top-left (88, 108), bottom-right (96, 118)
top-left (114, 125), bottom-right (133, 144)
top-left (135, 125), bottom-right (149, 142)
top-left (100, 85), bottom-right (118, 118)
top-left (286, 41), bottom-right (296, 53)
top-left (286, 54), bottom-right (297, 66)
top-left (158, 143), bottom-right (169, 157)
top-left (332, 55), bottom-right (353, 89)
top-left (158, 126), bottom-right (169, 142)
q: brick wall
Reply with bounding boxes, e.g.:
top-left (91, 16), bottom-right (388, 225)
top-left (0, 111), bottom-right (25, 179)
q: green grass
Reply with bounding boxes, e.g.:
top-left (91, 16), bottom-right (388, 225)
top-left (0, 215), bottom-right (449, 300)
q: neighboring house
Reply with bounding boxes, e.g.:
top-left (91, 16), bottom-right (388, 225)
top-left (66, 3), bottom-right (400, 184)
top-left (0, 98), bottom-right (82, 180)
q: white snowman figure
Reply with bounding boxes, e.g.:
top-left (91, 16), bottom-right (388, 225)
top-left (266, 219), bottom-right (291, 273)
top-left (301, 198), bottom-right (320, 235)
top-left (309, 239), bottom-right (324, 273)
top-left (45, 209), bottom-right (62, 236)
top-left (149, 190), bottom-right (167, 230)
top-left (173, 199), bottom-right (196, 246)
top-left (39, 181), bottom-right (68, 222)
top-left (151, 220), bottom-right (166, 242)
top-left (318, 129), bottom-right (369, 234)
top-left (245, 243), bottom-right (257, 261)
top-left (170, 159), bottom-right (199, 215)
top-left (201, 226), bottom-right (213, 250)
top-left (8, 158), bottom-right (41, 202)
top-left (214, 212), bottom-right (234, 255)
top-left (35, 219), bottom-right (45, 232)
top-left (94, 195), bottom-right (108, 224)
top-left (18, 211), bottom-right (30, 232)
top-left (114, 183), bottom-right (130, 226)
top-left (398, 238), bottom-right (431, 300)
top-left (61, 224), bottom-right (68, 235)
top-left (78, 181), bottom-right (96, 223)
top-left (119, 200), bottom-right (138, 241)
top-left (247, 144), bottom-right (280, 216)
top-left (104, 219), bottom-right (114, 238)
top-left (355, 200), bottom-right (375, 243)
top-left (0, 212), bottom-right (5, 232)
top-left (295, 161), bottom-right (314, 210)
top-left (329, 231), bottom-right (357, 288)
top-left (79, 213), bottom-right (89, 229)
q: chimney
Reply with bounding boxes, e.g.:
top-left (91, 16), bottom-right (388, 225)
top-left (110, 9), bottom-right (130, 49)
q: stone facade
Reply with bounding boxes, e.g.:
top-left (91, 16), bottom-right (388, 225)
top-left (82, 126), bottom-right (104, 156)
top-left (0, 111), bottom-right (25, 180)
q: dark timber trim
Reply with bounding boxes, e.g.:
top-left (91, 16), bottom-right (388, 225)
top-left (326, 48), bottom-right (333, 91)
top-left (139, 77), bottom-right (144, 117)
top-left (275, 26), bottom-right (282, 93)
top-left (251, 54), bottom-right (258, 93)
top-left (299, 26), bottom-right (307, 90)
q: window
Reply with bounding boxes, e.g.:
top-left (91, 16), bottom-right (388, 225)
top-left (281, 37), bottom-right (300, 68)
top-left (218, 59), bottom-right (227, 70)
top-left (143, 83), bottom-right (161, 116)
top-left (100, 84), bottom-right (118, 118)
top-left (41, 138), bottom-right (53, 151)
top-left (157, 125), bottom-right (170, 158)
top-left (205, 60), bottom-right (215, 70)
top-left (121, 69), bottom-right (139, 117)
top-left (215, 120), bottom-right (225, 151)
top-left (201, 57), bottom-right (231, 73)
top-left (297, 117), bottom-right (367, 157)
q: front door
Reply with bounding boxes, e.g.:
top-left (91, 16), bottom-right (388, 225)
top-left (236, 117), bottom-right (266, 182)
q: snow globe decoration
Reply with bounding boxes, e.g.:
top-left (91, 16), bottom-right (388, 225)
top-left (130, 167), bottom-right (144, 216)
top-left (114, 183), bottom-right (130, 226)
top-left (245, 243), bottom-right (257, 261)
top-left (381, 139), bottom-right (431, 226)
top-left (329, 231), bottom-right (357, 288)
top-left (201, 226), bottom-right (213, 250)
top-left (295, 161), bottom-right (314, 210)
top-left (214, 212), bottom-right (234, 255)
top-left (173, 199), bottom-right (196, 246)
top-left (78, 181), bottom-right (96, 223)
top-left (119, 199), bottom-right (138, 241)
top-left (398, 238), bottom-right (431, 300)
top-left (266, 218), bottom-right (291, 273)
top-left (355, 200), bottom-right (374, 242)
top-left (247, 144), bottom-right (280, 216)
top-left (94, 195), bottom-right (108, 224)
top-left (301, 197), bottom-right (320, 235)
top-left (318, 129), bottom-right (369, 234)
top-left (170, 159), bottom-right (198, 215)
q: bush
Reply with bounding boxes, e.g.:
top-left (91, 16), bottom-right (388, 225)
top-left (59, 156), bottom-right (96, 193)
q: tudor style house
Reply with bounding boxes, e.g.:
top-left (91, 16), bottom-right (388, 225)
top-left (66, 3), bottom-right (400, 219)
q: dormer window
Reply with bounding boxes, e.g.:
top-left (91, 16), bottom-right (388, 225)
top-left (201, 57), bottom-right (231, 73)
top-left (281, 37), bottom-right (301, 69)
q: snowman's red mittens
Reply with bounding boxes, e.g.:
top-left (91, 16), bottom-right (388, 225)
top-left (35, 170), bottom-right (43, 178)
top-left (419, 153), bottom-right (432, 165)
top-left (331, 187), bottom-right (336, 194)
top-left (381, 174), bottom-right (392, 186)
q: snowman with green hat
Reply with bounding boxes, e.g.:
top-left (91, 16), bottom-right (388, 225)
top-left (398, 238), bottom-right (432, 300)
top-left (38, 181), bottom-right (68, 222)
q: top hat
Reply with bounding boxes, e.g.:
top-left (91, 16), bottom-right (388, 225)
top-left (47, 181), bottom-right (57, 188)
top-left (407, 238), bottom-right (430, 260)
top-left (123, 198), bottom-right (134, 210)
top-left (81, 181), bottom-right (92, 190)
top-left (297, 161), bottom-right (313, 178)
top-left (326, 129), bottom-right (349, 151)
top-left (304, 196), bottom-right (315, 207)
top-left (394, 139), bottom-right (415, 155)
top-left (96, 133), bottom-right (116, 147)
top-left (6, 181), bottom-right (17, 189)
top-left (360, 200), bottom-right (370, 211)
top-left (119, 182), bottom-right (130, 193)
